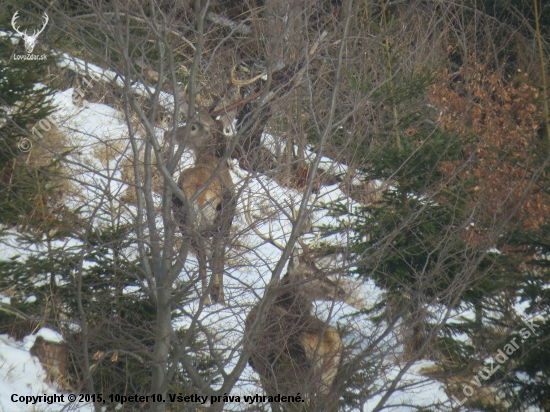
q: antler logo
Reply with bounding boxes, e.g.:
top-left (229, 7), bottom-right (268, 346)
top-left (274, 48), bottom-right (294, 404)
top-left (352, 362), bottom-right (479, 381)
top-left (11, 11), bottom-right (49, 54)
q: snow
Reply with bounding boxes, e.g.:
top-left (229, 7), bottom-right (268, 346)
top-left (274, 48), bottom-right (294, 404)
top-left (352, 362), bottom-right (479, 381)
top-left (0, 83), bottom-right (452, 411)
top-left (57, 53), bottom-right (177, 114)
top-left (0, 333), bottom-right (93, 411)
top-left (363, 361), bottom-right (450, 411)
top-left (0, 76), bottom-right (489, 412)
top-left (34, 328), bottom-right (63, 344)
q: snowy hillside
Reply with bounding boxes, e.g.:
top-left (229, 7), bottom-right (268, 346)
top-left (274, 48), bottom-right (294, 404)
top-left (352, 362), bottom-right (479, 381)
top-left (0, 329), bottom-right (93, 411)
top-left (3, 2), bottom-right (550, 411)
top-left (0, 84), bottom-right (457, 411)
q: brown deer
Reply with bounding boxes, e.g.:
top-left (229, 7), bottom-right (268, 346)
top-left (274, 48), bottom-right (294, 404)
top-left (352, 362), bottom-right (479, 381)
top-left (169, 64), bottom-right (272, 305)
top-left (244, 249), bottom-right (351, 411)
top-left (171, 107), bottom-right (237, 306)
top-left (30, 336), bottom-right (69, 390)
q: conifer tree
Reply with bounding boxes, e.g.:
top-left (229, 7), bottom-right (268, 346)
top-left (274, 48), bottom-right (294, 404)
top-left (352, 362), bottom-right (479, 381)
top-left (0, 33), bottom-right (56, 228)
top-left (325, 2), bottom-right (550, 410)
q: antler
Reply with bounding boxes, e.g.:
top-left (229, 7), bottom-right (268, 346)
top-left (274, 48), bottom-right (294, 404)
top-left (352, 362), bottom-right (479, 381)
top-left (209, 65), bottom-right (266, 118)
top-left (245, 194), bottom-right (285, 251)
top-left (11, 11), bottom-right (24, 36)
top-left (296, 231), bottom-right (321, 254)
top-left (210, 88), bottom-right (265, 118)
top-left (34, 13), bottom-right (48, 37)
top-left (178, 63), bottom-right (266, 120)
top-left (230, 65), bottom-right (266, 86)
top-left (212, 32), bottom-right (328, 119)
top-left (289, 205), bottom-right (321, 253)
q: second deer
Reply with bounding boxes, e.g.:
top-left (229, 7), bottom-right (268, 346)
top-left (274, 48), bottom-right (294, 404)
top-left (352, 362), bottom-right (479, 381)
top-left (245, 250), bottom-right (352, 411)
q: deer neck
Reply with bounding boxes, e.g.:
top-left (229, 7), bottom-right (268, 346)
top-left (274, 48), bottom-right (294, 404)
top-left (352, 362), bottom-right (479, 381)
top-left (191, 133), bottom-right (227, 165)
top-left (194, 151), bottom-right (220, 165)
top-left (191, 146), bottom-right (227, 166)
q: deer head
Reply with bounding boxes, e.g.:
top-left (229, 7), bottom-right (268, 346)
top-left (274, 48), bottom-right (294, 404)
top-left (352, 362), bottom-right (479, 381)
top-left (172, 108), bottom-right (227, 159)
top-left (167, 63), bottom-right (267, 151)
top-left (11, 11), bottom-right (49, 54)
top-left (285, 251), bottom-right (348, 303)
top-left (244, 197), bottom-right (358, 309)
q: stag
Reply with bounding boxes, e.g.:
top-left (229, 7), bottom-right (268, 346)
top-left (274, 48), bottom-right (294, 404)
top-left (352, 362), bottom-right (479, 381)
top-left (170, 65), bottom-right (271, 305)
top-left (11, 11), bottom-right (49, 54)
top-left (171, 107), bottom-right (236, 306)
top-left (244, 243), bottom-right (351, 411)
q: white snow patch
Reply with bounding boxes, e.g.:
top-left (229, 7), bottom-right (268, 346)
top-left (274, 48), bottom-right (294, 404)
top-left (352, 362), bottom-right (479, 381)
top-left (34, 328), bottom-right (63, 344)
top-left (0, 334), bottom-right (93, 411)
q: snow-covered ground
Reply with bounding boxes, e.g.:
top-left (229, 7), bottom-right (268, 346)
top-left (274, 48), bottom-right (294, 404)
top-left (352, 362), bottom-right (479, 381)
top-left (0, 85), bottom-right (456, 411)
top-left (0, 329), bottom-right (93, 412)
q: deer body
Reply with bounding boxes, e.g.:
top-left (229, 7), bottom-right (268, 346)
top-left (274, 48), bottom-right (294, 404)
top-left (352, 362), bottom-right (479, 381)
top-left (30, 336), bottom-right (69, 390)
top-left (172, 109), bottom-right (236, 305)
top-left (177, 161), bottom-right (233, 229)
top-left (245, 253), bottom-right (347, 411)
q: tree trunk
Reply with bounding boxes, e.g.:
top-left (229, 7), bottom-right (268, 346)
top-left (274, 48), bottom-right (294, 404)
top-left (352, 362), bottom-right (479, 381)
top-left (151, 286), bottom-right (172, 412)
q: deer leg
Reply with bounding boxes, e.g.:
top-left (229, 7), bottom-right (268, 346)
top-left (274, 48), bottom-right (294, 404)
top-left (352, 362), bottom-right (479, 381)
top-left (319, 326), bottom-right (342, 395)
top-left (210, 240), bottom-right (225, 305)
top-left (209, 195), bottom-right (234, 306)
top-left (195, 240), bottom-right (211, 306)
